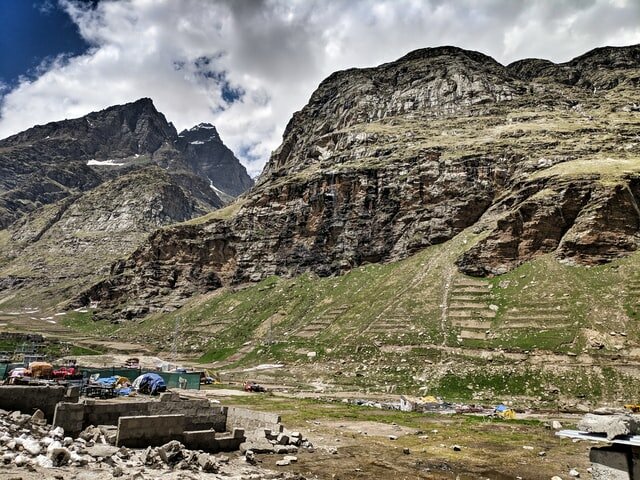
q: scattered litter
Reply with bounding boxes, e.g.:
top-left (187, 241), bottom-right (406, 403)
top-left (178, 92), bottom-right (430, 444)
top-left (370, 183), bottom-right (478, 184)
top-left (495, 404), bottom-right (516, 419)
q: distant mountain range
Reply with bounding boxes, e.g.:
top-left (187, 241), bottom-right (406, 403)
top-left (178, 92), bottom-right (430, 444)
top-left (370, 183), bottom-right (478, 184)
top-left (0, 98), bottom-right (253, 305)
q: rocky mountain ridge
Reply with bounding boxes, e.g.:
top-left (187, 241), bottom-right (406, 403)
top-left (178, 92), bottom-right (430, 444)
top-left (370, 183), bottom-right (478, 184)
top-left (0, 98), bottom-right (176, 228)
top-left (76, 44), bottom-right (640, 318)
top-left (0, 99), bottom-right (253, 305)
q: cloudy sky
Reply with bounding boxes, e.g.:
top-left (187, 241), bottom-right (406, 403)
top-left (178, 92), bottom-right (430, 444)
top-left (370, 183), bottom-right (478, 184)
top-left (0, 0), bottom-right (639, 176)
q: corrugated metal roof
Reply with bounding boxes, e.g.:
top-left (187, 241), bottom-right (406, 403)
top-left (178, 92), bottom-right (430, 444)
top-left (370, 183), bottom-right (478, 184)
top-left (556, 429), bottom-right (640, 447)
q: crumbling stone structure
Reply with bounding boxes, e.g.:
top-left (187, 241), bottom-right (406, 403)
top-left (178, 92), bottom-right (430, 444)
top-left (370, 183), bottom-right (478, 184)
top-left (0, 385), bottom-right (79, 420)
top-left (0, 385), bottom-right (288, 454)
top-left (51, 392), bottom-right (284, 453)
top-left (53, 392), bottom-right (227, 435)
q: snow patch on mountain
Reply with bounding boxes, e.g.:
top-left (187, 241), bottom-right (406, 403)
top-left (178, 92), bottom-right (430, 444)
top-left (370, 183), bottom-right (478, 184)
top-left (87, 159), bottom-right (125, 166)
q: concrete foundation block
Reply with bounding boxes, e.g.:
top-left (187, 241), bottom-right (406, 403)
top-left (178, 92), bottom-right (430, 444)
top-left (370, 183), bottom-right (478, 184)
top-left (580, 414), bottom-right (640, 440)
top-left (183, 430), bottom-right (218, 451)
top-left (590, 446), bottom-right (632, 480)
top-left (216, 436), bottom-right (244, 451)
top-left (116, 414), bottom-right (186, 448)
top-left (631, 447), bottom-right (640, 480)
top-left (0, 385), bottom-right (73, 420)
top-left (53, 402), bottom-right (85, 436)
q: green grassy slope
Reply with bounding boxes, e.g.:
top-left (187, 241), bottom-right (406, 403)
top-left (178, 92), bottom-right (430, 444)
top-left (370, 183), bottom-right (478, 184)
top-left (90, 226), bottom-right (640, 405)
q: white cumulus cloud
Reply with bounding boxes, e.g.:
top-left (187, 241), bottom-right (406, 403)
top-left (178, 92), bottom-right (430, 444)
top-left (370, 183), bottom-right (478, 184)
top-left (0, 0), bottom-right (638, 176)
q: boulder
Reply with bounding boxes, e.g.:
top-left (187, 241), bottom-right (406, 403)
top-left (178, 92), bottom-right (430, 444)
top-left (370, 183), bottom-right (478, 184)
top-left (30, 409), bottom-right (46, 424)
top-left (158, 440), bottom-right (184, 465)
top-left (49, 447), bottom-right (71, 466)
top-left (197, 452), bottom-right (218, 473)
top-left (86, 444), bottom-right (119, 458)
top-left (22, 438), bottom-right (42, 456)
top-left (79, 426), bottom-right (101, 442)
top-left (578, 414), bottom-right (640, 440)
top-left (141, 446), bottom-right (157, 465)
top-left (10, 412), bottom-right (31, 426)
top-left (34, 454), bottom-right (53, 468)
top-left (2, 452), bottom-right (16, 463)
top-left (274, 445), bottom-right (298, 454)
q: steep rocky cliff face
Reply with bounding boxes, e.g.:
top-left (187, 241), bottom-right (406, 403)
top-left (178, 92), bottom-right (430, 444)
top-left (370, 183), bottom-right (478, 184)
top-left (0, 99), bottom-right (252, 304)
top-left (76, 45), bottom-right (640, 317)
top-left (261, 46), bottom-right (520, 177)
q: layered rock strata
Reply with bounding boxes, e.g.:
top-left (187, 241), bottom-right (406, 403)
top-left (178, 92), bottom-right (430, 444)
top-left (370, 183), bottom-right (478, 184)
top-left (78, 45), bottom-right (640, 317)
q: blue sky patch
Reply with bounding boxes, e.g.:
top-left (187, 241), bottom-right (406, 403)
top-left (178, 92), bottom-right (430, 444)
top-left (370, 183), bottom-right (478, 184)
top-left (0, 0), bottom-right (92, 86)
top-left (194, 56), bottom-right (245, 105)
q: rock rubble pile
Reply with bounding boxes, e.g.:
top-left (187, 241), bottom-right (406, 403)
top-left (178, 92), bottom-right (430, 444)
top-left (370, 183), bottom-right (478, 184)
top-left (241, 427), bottom-right (314, 459)
top-left (0, 408), bottom-right (306, 479)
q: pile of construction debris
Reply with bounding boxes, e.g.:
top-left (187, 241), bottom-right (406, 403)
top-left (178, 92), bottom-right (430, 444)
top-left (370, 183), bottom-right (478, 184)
top-left (557, 411), bottom-right (640, 480)
top-left (577, 412), bottom-right (640, 439)
top-left (0, 408), bottom-right (307, 479)
top-left (557, 410), bottom-right (640, 441)
top-left (242, 427), bottom-right (314, 466)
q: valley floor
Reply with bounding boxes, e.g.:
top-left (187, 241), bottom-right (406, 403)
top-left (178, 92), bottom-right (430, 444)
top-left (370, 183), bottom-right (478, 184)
top-left (189, 389), bottom-right (590, 480)
top-left (0, 385), bottom-right (592, 480)
top-left (0, 333), bottom-right (592, 480)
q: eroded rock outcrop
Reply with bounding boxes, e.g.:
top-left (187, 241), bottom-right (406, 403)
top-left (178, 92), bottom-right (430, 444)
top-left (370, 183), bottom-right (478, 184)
top-left (455, 179), bottom-right (640, 275)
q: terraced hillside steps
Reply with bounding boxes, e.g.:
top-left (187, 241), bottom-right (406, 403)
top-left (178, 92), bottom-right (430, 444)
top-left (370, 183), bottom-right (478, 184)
top-left (294, 305), bottom-right (350, 338)
top-left (367, 310), bottom-right (415, 336)
top-left (445, 277), bottom-right (496, 342)
top-left (624, 275), bottom-right (640, 318)
top-left (499, 297), bottom-right (573, 330)
top-left (190, 319), bottom-right (233, 335)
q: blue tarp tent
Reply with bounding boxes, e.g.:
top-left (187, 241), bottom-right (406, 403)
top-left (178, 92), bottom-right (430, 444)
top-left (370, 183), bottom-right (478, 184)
top-left (133, 372), bottom-right (167, 395)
